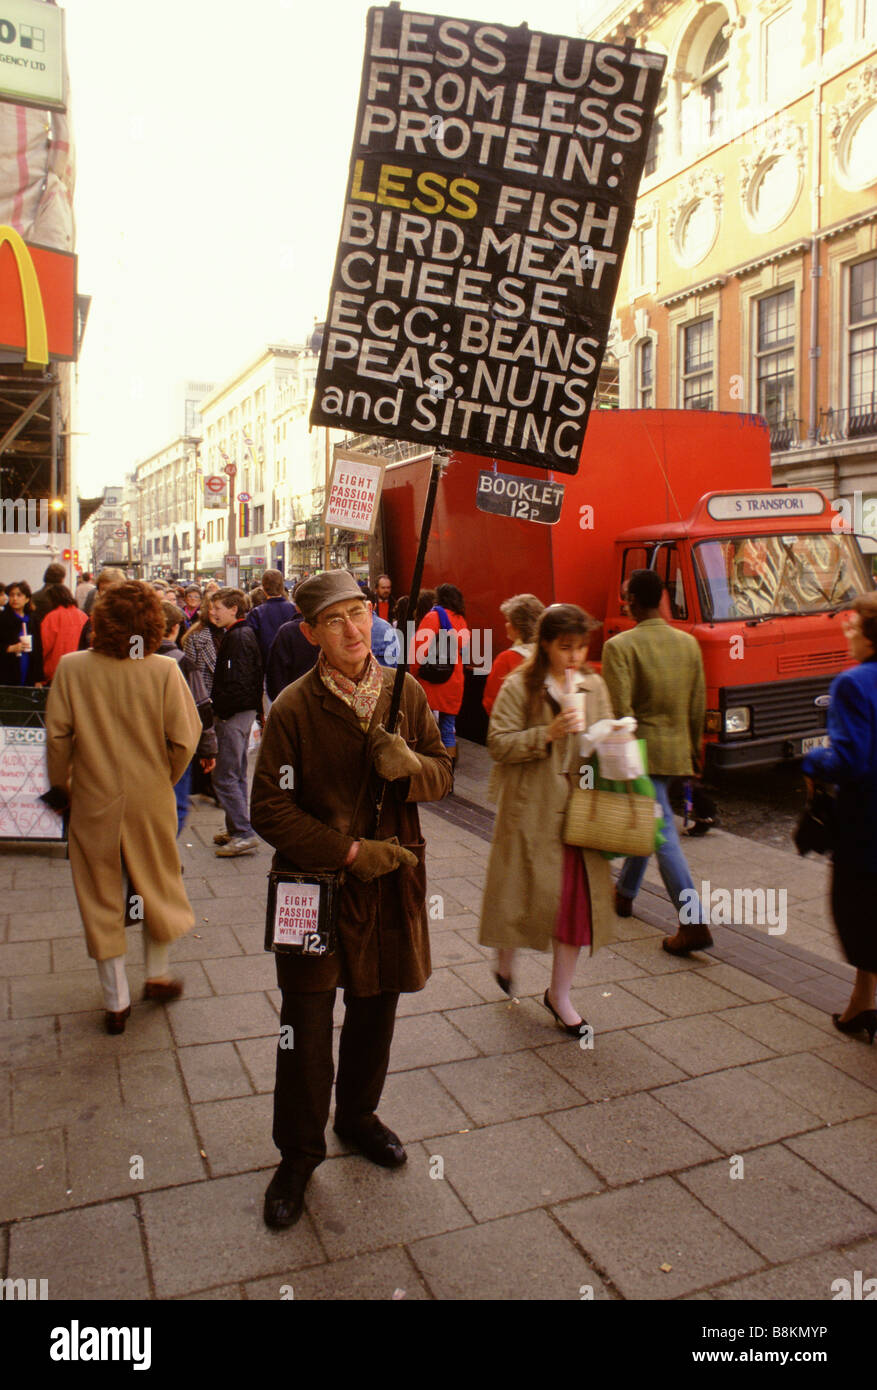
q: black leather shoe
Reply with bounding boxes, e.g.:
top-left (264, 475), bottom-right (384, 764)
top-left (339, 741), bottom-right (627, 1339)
top-left (614, 889), bottom-right (633, 918)
top-left (263, 1161), bottom-right (309, 1230)
top-left (333, 1115), bottom-right (407, 1168)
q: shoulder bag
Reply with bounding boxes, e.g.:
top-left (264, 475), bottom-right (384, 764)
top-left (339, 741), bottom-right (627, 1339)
top-left (417, 605), bottom-right (455, 684)
top-left (793, 782), bottom-right (836, 857)
top-left (563, 739), bottom-right (662, 858)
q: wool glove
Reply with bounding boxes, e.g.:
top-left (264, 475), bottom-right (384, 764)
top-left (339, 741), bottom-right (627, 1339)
top-left (349, 836), bottom-right (418, 881)
top-left (369, 726), bottom-right (422, 781)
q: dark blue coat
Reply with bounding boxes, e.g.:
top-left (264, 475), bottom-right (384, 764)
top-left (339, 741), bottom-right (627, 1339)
top-left (803, 658), bottom-right (877, 871)
top-left (245, 596), bottom-right (298, 665)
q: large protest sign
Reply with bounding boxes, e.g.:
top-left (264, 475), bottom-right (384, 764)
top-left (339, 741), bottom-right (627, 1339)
top-left (310, 7), bottom-right (665, 475)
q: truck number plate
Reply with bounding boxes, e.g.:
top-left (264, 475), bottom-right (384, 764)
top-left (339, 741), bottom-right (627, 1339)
top-left (801, 736), bottom-right (830, 754)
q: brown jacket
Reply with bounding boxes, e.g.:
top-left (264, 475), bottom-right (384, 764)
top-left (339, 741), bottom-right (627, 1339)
top-left (45, 650), bottom-right (202, 960)
top-left (250, 664), bottom-right (453, 995)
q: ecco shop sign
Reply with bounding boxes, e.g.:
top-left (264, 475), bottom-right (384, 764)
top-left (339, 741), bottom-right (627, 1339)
top-left (476, 470), bottom-right (564, 523)
top-left (310, 6), bottom-right (665, 476)
top-left (0, 0), bottom-right (66, 111)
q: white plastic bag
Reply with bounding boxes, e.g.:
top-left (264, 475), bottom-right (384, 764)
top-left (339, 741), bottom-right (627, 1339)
top-left (597, 733), bottom-right (645, 781)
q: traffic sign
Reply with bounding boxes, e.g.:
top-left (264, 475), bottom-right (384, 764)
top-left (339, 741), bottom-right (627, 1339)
top-left (224, 463), bottom-right (237, 478)
top-left (237, 492), bottom-right (251, 503)
top-left (205, 475), bottom-right (225, 494)
top-left (113, 527), bottom-right (126, 537)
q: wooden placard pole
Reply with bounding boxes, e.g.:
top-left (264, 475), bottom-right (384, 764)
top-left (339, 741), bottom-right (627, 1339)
top-left (385, 446), bottom-right (450, 735)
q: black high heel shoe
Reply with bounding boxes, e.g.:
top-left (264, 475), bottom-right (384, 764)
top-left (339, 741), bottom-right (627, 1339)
top-left (494, 972), bottom-right (514, 997)
top-left (543, 989), bottom-right (588, 1037)
top-left (832, 1009), bottom-right (877, 1044)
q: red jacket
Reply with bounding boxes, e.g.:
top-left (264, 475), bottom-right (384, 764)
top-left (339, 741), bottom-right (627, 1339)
top-left (483, 647), bottom-right (528, 716)
top-left (413, 607), bottom-right (470, 714)
top-left (41, 604), bottom-right (88, 680)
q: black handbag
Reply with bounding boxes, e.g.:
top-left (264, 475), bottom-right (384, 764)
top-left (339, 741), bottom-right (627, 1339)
top-left (793, 783), bottom-right (836, 857)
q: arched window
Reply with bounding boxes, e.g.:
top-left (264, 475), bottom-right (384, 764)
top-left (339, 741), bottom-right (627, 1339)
top-left (679, 7), bottom-right (731, 154)
top-left (645, 83), bottom-right (667, 176)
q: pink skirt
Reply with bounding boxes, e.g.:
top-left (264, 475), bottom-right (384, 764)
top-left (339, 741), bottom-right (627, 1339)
top-left (554, 846), bottom-right (593, 948)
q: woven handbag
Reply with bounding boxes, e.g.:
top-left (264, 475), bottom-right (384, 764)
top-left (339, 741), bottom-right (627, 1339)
top-left (563, 783), bottom-right (657, 857)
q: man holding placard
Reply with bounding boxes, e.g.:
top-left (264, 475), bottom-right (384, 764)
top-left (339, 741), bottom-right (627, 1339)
top-left (250, 571), bottom-right (453, 1230)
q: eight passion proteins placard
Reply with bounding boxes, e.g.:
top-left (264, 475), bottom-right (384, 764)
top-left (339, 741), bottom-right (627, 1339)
top-left (310, 7), bottom-right (665, 475)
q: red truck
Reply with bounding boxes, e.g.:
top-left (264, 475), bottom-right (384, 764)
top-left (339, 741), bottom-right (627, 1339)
top-left (379, 409), bottom-right (874, 771)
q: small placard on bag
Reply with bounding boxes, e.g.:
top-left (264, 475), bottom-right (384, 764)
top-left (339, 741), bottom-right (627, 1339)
top-left (264, 871), bottom-right (340, 957)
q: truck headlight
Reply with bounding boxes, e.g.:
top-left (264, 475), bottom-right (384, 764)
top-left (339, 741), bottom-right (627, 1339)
top-left (724, 706), bottom-right (751, 734)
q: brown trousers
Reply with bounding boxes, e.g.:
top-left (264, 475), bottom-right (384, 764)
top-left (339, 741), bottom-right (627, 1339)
top-left (272, 961), bottom-right (399, 1171)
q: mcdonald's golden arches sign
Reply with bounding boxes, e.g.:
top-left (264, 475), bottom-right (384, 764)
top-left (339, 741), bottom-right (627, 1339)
top-left (0, 225), bottom-right (77, 365)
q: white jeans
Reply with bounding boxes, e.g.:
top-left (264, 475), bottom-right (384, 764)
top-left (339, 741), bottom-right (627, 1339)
top-left (96, 937), bottom-right (170, 1012)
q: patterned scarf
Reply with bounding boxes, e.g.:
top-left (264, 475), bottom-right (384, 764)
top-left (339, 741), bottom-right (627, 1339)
top-left (318, 651), bottom-right (384, 730)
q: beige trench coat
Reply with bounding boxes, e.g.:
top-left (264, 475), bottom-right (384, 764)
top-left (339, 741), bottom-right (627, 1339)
top-left (478, 668), bottom-right (617, 953)
top-left (45, 650), bottom-right (202, 960)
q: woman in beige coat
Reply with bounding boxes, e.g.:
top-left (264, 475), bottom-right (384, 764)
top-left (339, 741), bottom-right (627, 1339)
top-left (478, 604), bottom-right (617, 1035)
top-left (45, 582), bottom-right (202, 1033)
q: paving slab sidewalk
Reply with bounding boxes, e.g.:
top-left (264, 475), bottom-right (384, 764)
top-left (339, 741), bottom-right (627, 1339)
top-left (0, 740), bottom-right (875, 1301)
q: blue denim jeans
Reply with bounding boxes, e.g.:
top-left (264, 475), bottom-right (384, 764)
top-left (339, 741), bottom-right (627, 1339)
top-left (430, 710), bottom-right (456, 748)
top-left (213, 709), bottom-right (256, 838)
top-left (173, 760), bottom-right (193, 838)
top-left (616, 776), bottom-right (703, 924)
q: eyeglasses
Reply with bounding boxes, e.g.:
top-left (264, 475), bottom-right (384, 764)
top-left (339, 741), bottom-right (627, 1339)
top-left (319, 603), bottom-right (370, 633)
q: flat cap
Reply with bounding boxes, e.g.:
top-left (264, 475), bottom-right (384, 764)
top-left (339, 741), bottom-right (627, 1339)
top-left (294, 570), bottom-right (364, 622)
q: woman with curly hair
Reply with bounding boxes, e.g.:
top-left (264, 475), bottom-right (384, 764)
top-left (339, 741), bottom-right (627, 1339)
top-left (45, 581), bottom-right (202, 1033)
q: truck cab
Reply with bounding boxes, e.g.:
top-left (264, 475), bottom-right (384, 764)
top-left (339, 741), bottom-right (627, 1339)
top-left (603, 488), bottom-right (873, 772)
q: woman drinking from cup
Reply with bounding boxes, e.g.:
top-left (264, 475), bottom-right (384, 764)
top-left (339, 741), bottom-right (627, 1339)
top-left (477, 604), bottom-right (617, 1034)
top-left (0, 581), bottom-right (45, 686)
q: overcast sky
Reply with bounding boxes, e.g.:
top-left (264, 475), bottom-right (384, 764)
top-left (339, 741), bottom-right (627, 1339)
top-left (65, 0), bottom-right (602, 495)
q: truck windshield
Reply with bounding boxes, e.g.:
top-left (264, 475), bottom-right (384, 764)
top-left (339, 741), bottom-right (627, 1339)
top-left (693, 533), bottom-right (872, 621)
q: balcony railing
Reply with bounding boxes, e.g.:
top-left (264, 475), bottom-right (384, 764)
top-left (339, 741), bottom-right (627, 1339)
top-left (818, 403), bottom-right (877, 445)
top-left (768, 417), bottom-right (804, 452)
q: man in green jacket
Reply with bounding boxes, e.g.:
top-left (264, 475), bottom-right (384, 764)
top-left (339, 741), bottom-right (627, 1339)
top-left (602, 568), bottom-right (712, 955)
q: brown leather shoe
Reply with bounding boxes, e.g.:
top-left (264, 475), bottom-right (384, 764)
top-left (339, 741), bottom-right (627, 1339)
top-left (614, 889), bottom-right (633, 918)
top-left (662, 926), bottom-right (714, 956)
top-left (104, 1005), bottom-right (131, 1035)
top-left (143, 977), bottom-right (184, 1002)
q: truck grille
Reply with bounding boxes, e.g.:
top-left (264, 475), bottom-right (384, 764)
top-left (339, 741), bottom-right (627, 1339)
top-left (720, 675), bottom-right (835, 740)
top-left (776, 650), bottom-right (846, 677)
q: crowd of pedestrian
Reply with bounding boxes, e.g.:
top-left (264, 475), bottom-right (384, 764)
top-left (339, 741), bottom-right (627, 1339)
top-left (4, 557), bottom-right (874, 1235)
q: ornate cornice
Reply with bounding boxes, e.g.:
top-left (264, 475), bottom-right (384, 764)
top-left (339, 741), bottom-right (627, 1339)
top-left (667, 167), bottom-right (724, 237)
top-left (660, 275), bottom-right (727, 308)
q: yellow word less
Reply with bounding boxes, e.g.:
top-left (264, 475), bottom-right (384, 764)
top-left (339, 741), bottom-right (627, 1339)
top-left (351, 161), bottom-right (479, 220)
